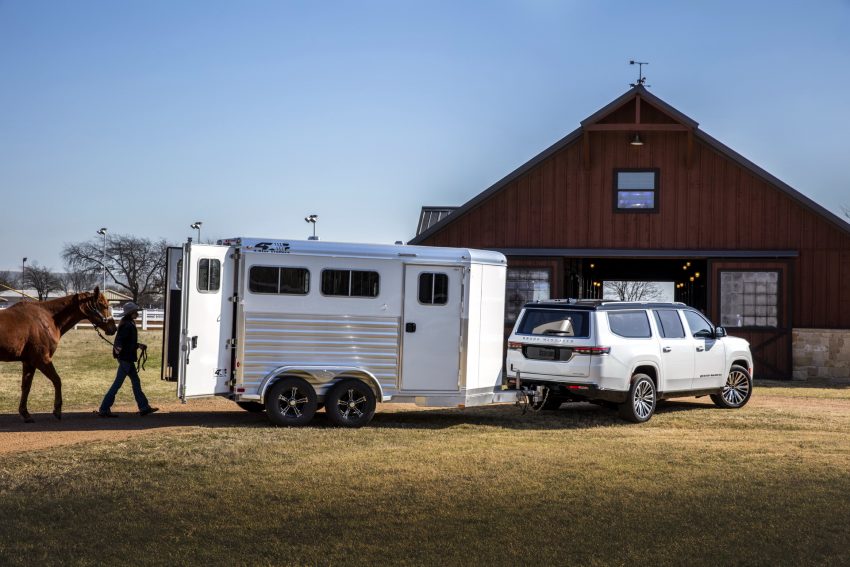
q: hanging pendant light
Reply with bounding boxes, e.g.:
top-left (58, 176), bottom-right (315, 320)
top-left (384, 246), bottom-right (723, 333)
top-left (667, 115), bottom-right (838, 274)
top-left (629, 133), bottom-right (644, 146)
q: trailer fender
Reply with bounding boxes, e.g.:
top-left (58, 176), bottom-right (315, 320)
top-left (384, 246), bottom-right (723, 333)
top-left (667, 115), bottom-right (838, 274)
top-left (258, 366), bottom-right (385, 403)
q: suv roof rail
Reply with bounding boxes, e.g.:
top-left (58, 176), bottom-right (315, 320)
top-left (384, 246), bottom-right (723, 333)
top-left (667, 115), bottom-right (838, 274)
top-left (522, 298), bottom-right (689, 310)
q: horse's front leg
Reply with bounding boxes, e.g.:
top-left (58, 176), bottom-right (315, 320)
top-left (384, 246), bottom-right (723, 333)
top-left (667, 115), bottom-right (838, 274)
top-left (38, 362), bottom-right (63, 420)
top-left (19, 363), bottom-right (36, 423)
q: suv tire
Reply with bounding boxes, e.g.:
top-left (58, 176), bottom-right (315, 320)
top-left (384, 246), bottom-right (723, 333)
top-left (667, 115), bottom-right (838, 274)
top-left (711, 365), bottom-right (752, 409)
top-left (619, 374), bottom-right (656, 423)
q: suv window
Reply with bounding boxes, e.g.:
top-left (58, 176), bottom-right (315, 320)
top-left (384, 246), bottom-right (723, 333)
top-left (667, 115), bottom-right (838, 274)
top-left (607, 311), bottom-right (652, 338)
top-left (653, 309), bottom-right (686, 339)
top-left (517, 309), bottom-right (590, 338)
top-left (684, 310), bottom-right (714, 338)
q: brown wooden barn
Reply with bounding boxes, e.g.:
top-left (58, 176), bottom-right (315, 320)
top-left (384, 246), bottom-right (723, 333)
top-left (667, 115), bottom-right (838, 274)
top-left (409, 85), bottom-right (850, 380)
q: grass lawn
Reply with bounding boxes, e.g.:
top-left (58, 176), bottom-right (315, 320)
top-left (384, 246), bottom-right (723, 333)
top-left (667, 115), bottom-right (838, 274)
top-left (0, 329), bottom-right (174, 413)
top-left (1, 331), bottom-right (849, 566)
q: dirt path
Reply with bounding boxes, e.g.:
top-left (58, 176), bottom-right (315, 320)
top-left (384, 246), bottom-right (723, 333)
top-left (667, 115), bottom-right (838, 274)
top-left (0, 398), bottom-right (266, 455)
top-left (2, 392), bottom-right (848, 456)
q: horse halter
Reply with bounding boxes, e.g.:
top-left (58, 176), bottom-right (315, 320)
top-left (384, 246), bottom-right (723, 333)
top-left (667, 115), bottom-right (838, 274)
top-left (81, 294), bottom-right (114, 327)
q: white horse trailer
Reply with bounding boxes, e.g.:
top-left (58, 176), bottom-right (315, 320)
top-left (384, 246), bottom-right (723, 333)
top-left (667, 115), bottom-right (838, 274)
top-left (161, 237), bottom-right (516, 427)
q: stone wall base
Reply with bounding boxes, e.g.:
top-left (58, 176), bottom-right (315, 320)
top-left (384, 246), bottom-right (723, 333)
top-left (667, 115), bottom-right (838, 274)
top-left (792, 329), bottom-right (850, 381)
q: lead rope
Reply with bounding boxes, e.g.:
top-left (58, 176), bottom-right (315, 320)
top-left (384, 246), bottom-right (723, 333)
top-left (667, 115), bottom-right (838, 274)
top-left (94, 326), bottom-right (147, 372)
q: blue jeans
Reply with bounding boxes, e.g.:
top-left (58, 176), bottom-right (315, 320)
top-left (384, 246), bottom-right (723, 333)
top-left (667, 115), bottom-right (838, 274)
top-left (100, 361), bottom-right (151, 413)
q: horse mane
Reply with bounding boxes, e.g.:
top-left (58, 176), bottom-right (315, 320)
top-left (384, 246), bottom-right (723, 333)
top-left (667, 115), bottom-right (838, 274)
top-left (34, 291), bottom-right (94, 315)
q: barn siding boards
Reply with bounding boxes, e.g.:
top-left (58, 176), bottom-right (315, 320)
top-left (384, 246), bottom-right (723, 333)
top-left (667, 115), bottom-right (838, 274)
top-left (411, 85), bottom-right (850, 338)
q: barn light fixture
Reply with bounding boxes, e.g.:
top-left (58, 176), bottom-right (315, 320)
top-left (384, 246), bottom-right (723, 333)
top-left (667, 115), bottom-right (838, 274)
top-left (629, 133), bottom-right (644, 146)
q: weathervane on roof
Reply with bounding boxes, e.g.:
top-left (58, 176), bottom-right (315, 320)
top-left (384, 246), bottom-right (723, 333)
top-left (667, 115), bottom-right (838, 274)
top-left (629, 60), bottom-right (649, 88)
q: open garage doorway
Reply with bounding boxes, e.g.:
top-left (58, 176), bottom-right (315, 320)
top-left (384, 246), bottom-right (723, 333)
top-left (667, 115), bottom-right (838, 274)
top-left (565, 258), bottom-right (709, 313)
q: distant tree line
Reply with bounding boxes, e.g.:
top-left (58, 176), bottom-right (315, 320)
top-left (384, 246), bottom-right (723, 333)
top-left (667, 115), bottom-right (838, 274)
top-left (4, 234), bottom-right (171, 306)
top-left (63, 234), bottom-right (170, 305)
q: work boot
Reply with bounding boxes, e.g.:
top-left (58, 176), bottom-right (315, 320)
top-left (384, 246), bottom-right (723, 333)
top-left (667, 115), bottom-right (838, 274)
top-left (139, 407), bottom-right (159, 416)
top-left (98, 411), bottom-right (119, 418)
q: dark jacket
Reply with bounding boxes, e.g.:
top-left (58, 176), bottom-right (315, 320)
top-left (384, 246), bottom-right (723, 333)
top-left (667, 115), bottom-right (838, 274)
top-left (113, 317), bottom-right (139, 363)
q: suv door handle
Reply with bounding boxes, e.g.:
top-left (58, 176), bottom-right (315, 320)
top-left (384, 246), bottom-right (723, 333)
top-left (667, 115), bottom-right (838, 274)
top-left (662, 347), bottom-right (672, 353)
top-left (696, 346), bottom-right (705, 352)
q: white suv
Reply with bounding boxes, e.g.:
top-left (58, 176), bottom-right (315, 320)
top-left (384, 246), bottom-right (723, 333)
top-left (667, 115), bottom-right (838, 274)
top-left (506, 299), bottom-right (754, 422)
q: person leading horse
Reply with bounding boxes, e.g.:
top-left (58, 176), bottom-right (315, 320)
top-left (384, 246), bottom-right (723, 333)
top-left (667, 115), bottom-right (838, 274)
top-left (0, 287), bottom-right (117, 422)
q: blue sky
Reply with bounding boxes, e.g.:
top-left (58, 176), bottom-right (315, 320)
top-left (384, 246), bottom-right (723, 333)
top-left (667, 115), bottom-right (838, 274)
top-left (1, 0), bottom-right (849, 271)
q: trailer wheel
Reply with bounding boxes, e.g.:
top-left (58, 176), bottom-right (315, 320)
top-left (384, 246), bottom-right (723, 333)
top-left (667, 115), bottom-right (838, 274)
top-left (325, 379), bottom-right (377, 428)
top-left (265, 377), bottom-right (318, 426)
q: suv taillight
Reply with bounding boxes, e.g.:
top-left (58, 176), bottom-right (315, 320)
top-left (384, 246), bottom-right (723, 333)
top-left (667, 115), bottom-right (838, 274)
top-left (508, 341), bottom-right (523, 350)
top-left (573, 346), bottom-right (611, 355)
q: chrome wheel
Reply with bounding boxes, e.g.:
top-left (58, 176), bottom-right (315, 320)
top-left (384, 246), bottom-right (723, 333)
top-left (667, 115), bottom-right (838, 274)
top-left (633, 380), bottom-right (655, 420)
top-left (278, 387), bottom-right (309, 418)
top-left (722, 369), bottom-right (750, 406)
top-left (326, 379), bottom-right (377, 428)
top-left (336, 387), bottom-right (368, 421)
top-left (265, 377), bottom-right (318, 426)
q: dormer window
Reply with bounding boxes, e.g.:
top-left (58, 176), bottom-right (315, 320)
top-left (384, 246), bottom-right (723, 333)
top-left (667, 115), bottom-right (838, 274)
top-left (614, 169), bottom-right (659, 212)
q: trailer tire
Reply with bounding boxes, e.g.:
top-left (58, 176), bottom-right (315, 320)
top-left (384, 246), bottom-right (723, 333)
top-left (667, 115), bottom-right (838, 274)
top-left (325, 379), bottom-right (376, 428)
top-left (235, 401), bottom-right (265, 413)
top-left (265, 377), bottom-right (318, 427)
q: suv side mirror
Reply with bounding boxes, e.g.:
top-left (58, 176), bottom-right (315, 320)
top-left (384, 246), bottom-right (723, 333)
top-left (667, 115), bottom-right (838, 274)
top-left (715, 326), bottom-right (727, 338)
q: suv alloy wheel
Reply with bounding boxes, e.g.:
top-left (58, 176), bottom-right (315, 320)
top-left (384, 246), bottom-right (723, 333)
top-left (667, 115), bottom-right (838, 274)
top-left (619, 374), bottom-right (657, 423)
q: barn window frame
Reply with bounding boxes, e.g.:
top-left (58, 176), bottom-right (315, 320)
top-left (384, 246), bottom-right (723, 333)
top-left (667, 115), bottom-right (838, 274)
top-left (505, 267), bottom-right (552, 324)
top-left (718, 270), bottom-right (780, 329)
top-left (613, 168), bottom-right (659, 213)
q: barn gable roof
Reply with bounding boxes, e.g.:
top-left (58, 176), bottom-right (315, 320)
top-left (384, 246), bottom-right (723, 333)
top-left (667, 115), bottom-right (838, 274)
top-left (409, 85), bottom-right (850, 244)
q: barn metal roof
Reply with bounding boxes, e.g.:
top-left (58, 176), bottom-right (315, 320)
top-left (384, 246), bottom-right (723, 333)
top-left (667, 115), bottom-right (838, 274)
top-left (416, 206), bottom-right (457, 236)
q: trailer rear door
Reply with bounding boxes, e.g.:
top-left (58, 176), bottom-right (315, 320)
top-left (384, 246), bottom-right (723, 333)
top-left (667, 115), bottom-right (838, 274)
top-left (401, 265), bottom-right (463, 392)
top-left (178, 243), bottom-right (235, 400)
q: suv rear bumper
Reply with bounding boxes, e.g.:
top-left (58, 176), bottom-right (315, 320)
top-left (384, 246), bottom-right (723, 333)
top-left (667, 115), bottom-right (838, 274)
top-left (506, 377), bottom-right (628, 404)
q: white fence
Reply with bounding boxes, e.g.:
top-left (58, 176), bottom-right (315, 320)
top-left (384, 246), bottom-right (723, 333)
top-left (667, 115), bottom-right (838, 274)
top-left (74, 308), bottom-right (164, 331)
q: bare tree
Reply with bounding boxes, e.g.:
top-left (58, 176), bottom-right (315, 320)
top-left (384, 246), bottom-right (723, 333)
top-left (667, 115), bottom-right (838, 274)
top-left (603, 280), bottom-right (664, 302)
top-left (59, 268), bottom-right (98, 295)
top-left (22, 262), bottom-right (63, 301)
top-left (0, 270), bottom-right (18, 289)
top-left (63, 234), bottom-right (169, 303)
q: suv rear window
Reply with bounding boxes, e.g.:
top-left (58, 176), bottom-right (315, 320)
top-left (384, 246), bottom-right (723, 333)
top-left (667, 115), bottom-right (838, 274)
top-left (516, 309), bottom-right (590, 338)
top-left (607, 310), bottom-right (652, 338)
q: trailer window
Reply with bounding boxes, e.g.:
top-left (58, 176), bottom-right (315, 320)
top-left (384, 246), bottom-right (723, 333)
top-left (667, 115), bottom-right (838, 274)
top-left (321, 269), bottom-right (380, 298)
top-left (418, 273), bottom-right (448, 305)
top-left (197, 259), bottom-right (221, 293)
top-left (249, 266), bottom-right (309, 295)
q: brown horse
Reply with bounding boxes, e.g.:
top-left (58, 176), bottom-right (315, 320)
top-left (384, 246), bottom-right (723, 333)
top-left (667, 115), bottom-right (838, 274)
top-left (0, 287), bottom-right (117, 422)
